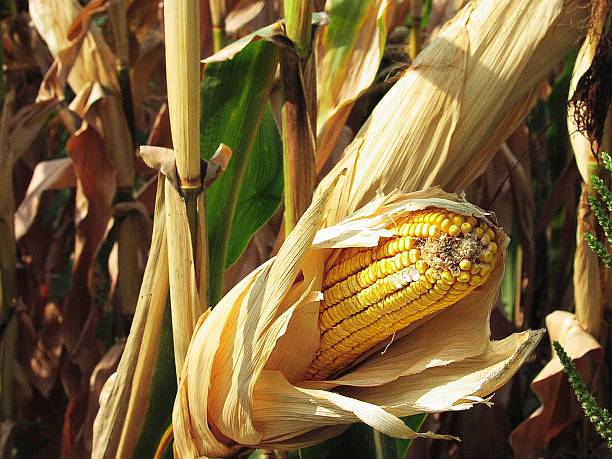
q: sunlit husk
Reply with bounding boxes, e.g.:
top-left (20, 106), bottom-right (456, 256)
top-left (315, 0), bottom-right (587, 225)
top-left (173, 184), bottom-right (542, 457)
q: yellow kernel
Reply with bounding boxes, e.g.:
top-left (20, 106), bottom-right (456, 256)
top-left (448, 225), bottom-right (461, 237)
top-left (441, 271), bottom-right (455, 284)
top-left (452, 215), bottom-right (465, 226)
top-left (421, 223), bottom-right (430, 237)
top-left (454, 281), bottom-right (469, 291)
top-left (436, 279), bottom-right (451, 291)
top-left (482, 250), bottom-right (493, 263)
top-left (469, 274), bottom-right (482, 286)
top-left (399, 223), bottom-right (410, 236)
top-left (459, 259), bottom-right (472, 271)
top-left (470, 264), bottom-right (481, 274)
top-left (416, 259), bottom-right (428, 274)
top-left (408, 224), bottom-right (416, 236)
top-left (457, 271), bottom-right (470, 282)
top-left (460, 222), bottom-right (472, 234)
top-left (408, 249), bottom-right (420, 264)
top-left (425, 268), bottom-right (437, 283)
top-left (415, 223), bottom-right (423, 237)
top-left (419, 277), bottom-right (432, 290)
top-left (479, 264), bottom-right (491, 276)
top-left (474, 227), bottom-right (484, 237)
top-left (466, 216), bottom-right (478, 226)
top-left (400, 251), bottom-right (410, 267)
top-left (440, 218), bottom-right (451, 232)
top-left (488, 242), bottom-right (498, 254)
top-left (428, 224), bottom-right (440, 238)
top-left (435, 213), bottom-right (446, 225)
top-left (486, 228), bottom-right (495, 240)
top-left (398, 237), bottom-right (406, 252)
top-left (480, 233), bottom-right (491, 245)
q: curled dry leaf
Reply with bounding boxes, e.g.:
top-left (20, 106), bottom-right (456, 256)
top-left (173, 184), bottom-right (542, 457)
top-left (315, 0), bottom-right (588, 225)
top-left (14, 158), bottom-right (76, 240)
top-left (510, 311), bottom-right (603, 458)
top-left (225, 0), bottom-right (267, 34)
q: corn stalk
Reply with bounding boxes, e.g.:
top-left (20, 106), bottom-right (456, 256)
top-left (164, 0), bottom-right (207, 376)
top-left (281, 0), bottom-right (316, 235)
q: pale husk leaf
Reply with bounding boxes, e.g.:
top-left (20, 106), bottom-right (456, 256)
top-left (30, 0), bottom-right (135, 187)
top-left (573, 186), bottom-right (603, 338)
top-left (165, 176), bottom-right (204, 376)
top-left (29, 0), bottom-right (118, 94)
top-left (315, 0), bottom-right (587, 225)
top-left (173, 186), bottom-right (541, 456)
top-left (91, 178), bottom-right (169, 459)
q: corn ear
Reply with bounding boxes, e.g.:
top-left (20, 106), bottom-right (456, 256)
top-left (173, 186), bottom-right (543, 457)
top-left (308, 208), bottom-right (498, 380)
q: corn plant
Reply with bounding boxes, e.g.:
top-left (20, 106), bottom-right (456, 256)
top-left (1, 1), bottom-right (610, 459)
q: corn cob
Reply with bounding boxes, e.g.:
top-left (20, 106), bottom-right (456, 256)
top-left (306, 208), bottom-right (498, 380)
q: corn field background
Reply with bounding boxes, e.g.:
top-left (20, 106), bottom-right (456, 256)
top-left (0, 0), bottom-right (610, 458)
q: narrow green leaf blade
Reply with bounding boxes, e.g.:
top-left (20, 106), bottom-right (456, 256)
top-left (225, 106), bottom-right (282, 266)
top-left (200, 40), bottom-right (280, 305)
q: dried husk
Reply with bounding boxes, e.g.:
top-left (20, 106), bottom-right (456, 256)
top-left (568, 16), bottom-right (607, 339)
top-left (172, 183), bottom-right (543, 457)
top-left (29, 0), bottom-right (134, 188)
top-left (92, 175), bottom-right (169, 459)
top-left (573, 187), bottom-right (603, 338)
top-left (510, 311), bottom-right (603, 458)
top-left (315, 0), bottom-right (588, 225)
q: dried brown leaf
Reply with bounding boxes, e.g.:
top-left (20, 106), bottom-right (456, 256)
top-left (510, 311), bottom-right (603, 458)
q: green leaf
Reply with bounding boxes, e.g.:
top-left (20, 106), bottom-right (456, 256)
top-left (298, 415), bottom-right (428, 459)
top-left (395, 414), bottom-right (427, 459)
top-left (225, 107), bottom-right (283, 265)
top-left (200, 40), bottom-right (280, 305)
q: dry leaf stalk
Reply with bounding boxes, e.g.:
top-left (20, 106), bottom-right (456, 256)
top-left (164, 0), bottom-right (207, 377)
top-left (165, 0), bottom-right (201, 190)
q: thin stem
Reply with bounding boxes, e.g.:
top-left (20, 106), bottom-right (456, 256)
top-left (281, 0), bottom-right (316, 236)
top-left (209, 0), bottom-right (227, 52)
top-left (280, 48), bottom-right (316, 236)
top-left (284, 0), bottom-right (313, 57)
top-left (165, 0), bottom-right (202, 191)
